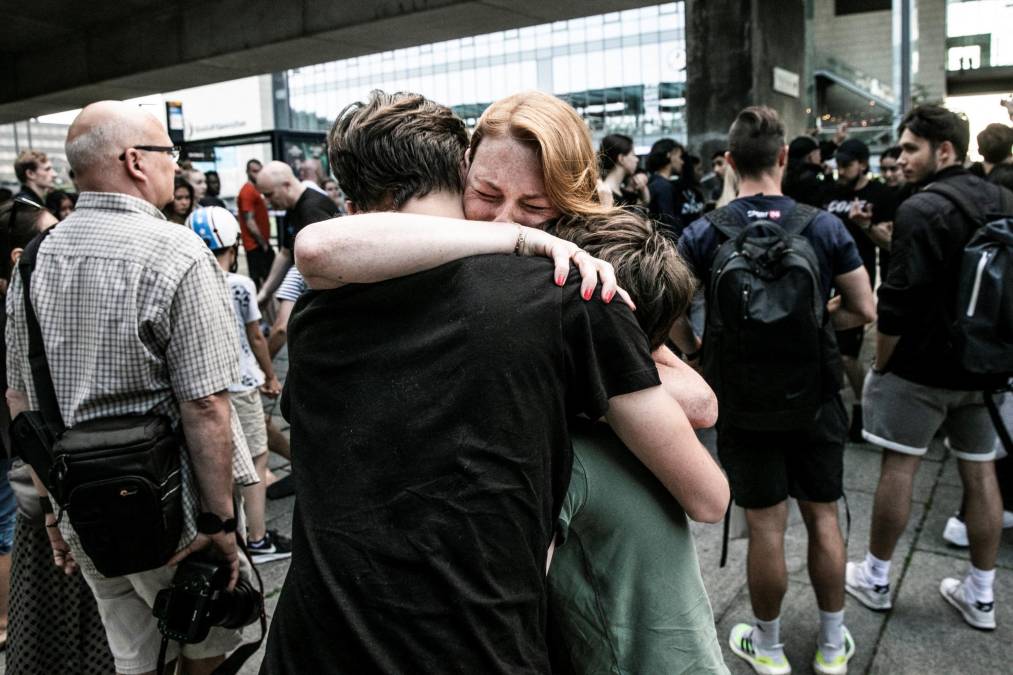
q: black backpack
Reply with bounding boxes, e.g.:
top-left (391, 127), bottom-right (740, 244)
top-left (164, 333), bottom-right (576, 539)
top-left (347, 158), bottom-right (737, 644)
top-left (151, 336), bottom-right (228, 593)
top-left (702, 204), bottom-right (838, 430)
top-left (922, 181), bottom-right (1013, 377)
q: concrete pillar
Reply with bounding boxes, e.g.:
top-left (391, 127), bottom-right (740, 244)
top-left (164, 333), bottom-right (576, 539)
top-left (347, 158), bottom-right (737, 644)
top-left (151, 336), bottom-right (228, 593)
top-left (685, 0), bottom-right (808, 155)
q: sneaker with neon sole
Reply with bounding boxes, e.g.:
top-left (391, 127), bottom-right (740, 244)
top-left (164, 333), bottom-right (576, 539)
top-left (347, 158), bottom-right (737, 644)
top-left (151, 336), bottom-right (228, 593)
top-left (813, 626), bottom-right (856, 675)
top-left (728, 623), bottom-right (791, 675)
top-left (845, 561), bottom-right (892, 611)
top-left (940, 578), bottom-right (996, 631)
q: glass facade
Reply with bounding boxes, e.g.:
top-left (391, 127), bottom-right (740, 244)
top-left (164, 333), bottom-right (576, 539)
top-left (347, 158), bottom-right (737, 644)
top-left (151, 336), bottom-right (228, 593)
top-left (284, 3), bottom-right (687, 149)
top-left (946, 0), bottom-right (1013, 70)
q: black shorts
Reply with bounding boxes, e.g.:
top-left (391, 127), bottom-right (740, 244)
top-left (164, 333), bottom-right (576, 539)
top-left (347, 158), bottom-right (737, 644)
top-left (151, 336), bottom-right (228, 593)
top-left (717, 395), bottom-right (847, 509)
top-left (835, 326), bottom-right (864, 358)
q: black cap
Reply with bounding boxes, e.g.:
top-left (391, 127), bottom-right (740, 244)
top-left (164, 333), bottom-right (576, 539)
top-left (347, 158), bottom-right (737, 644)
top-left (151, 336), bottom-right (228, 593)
top-left (788, 136), bottom-right (820, 161)
top-left (835, 138), bottom-right (870, 165)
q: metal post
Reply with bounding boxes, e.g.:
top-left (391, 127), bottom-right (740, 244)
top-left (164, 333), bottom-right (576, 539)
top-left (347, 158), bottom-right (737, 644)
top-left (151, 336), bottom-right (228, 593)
top-left (893, 0), bottom-right (913, 127)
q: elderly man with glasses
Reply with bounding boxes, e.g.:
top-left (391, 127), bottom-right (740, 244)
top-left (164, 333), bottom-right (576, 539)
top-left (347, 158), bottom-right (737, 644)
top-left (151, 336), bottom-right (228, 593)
top-left (4, 100), bottom-right (257, 675)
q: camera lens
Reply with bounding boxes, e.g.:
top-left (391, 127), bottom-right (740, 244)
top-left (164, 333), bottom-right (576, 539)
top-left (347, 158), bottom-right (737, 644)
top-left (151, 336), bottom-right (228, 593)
top-left (209, 578), bottom-right (263, 629)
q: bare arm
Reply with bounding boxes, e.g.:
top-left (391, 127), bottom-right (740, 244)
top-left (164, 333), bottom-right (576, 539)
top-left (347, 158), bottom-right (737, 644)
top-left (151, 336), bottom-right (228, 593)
top-left (7, 388), bottom-right (79, 574)
top-left (246, 321), bottom-right (280, 397)
top-left (243, 212), bottom-right (270, 250)
top-left (606, 385), bottom-right (728, 523)
top-left (173, 392), bottom-right (239, 589)
top-left (295, 213), bottom-right (631, 306)
top-left (256, 247), bottom-right (293, 306)
top-left (828, 266), bottom-right (876, 331)
top-left (874, 332), bottom-right (901, 371)
top-left (267, 300), bottom-right (295, 359)
top-left (652, 345), bottom-right (717, 428)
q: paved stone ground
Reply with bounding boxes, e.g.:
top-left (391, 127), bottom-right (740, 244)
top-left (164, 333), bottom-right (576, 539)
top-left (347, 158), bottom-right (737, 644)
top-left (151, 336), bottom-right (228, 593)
top-left (3, 343), bottom-right (1009, 673)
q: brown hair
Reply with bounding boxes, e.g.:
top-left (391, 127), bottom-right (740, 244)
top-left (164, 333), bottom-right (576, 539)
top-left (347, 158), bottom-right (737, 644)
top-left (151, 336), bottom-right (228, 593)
top-left (976, 123), bottom-right (1013, 165)
top-left (328, 90), bottom-right (468, 211)
top-left (14, 150), bottom-right (48, 184)
top-left (727, 106), bottom-right (785, 179)
top-left (469, 91), bottom-right (611, 219)
top-left (555, 211), bottom-right (695, 350)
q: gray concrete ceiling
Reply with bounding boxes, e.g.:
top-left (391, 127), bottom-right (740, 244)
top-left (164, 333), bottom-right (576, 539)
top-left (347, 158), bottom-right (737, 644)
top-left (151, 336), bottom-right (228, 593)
top-left (0, 0), bottom-right (660, 123)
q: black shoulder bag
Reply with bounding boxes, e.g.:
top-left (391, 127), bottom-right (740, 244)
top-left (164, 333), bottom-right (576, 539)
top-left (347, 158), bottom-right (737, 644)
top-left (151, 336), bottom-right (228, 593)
top-left (9, 229), bottom-right (183, 577)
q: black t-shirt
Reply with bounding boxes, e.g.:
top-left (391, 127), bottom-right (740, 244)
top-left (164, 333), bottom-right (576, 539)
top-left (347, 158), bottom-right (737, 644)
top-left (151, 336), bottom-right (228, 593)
top-left (822, 179), bottom-right (896, 287)
top-left (262, 255), bottom-right (659, 675)
top-left (278, 187), bottom-right (339, 251)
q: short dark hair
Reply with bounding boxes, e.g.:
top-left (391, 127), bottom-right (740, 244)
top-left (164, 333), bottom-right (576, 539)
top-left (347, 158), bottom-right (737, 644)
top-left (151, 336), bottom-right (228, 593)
top-left (976, 123), bottom-right (1013, 165)
top-left (711, 150), bottom-right (727, 161)
top-left (646, 138), bottom-right (684, 173)
top-left (328, 90), bottom-right (468, 211)
top-left (555, 211), bottom-right (695, 350)
top-left (599, 134), bottom-right (635, 174)
top-left (899, 105), bottom-right (970, 162)
top-left (14, 150), bottom-right (48, 184)
top-left (882, 145), bottom-right (902, 161)
top-left (245, 159), bottom-right (262, 171)
top-left (728, 106), bottom-right (785, 179)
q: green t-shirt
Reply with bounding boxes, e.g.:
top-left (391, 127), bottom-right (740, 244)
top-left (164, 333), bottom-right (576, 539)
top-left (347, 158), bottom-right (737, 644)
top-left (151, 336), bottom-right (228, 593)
top-left (547, 419), bottom-right (728, 675)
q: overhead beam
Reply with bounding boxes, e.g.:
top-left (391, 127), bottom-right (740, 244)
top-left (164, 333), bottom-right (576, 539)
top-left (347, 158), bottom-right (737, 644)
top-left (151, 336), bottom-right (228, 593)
top-left (0, 0), bottom-right (657, 123)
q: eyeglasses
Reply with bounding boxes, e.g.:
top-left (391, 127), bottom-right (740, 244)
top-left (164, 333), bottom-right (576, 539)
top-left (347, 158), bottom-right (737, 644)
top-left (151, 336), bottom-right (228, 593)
top-left (118, 145), bottom-right (181, 161)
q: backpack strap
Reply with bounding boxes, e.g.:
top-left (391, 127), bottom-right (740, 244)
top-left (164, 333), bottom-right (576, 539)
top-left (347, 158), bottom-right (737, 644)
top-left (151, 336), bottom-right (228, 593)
top-left (17, 228), bottom-right (66, 435)
top-left (923, 181), bottom-right (987, 227)
top-left (779, 203), bottom-right (820, 237)
top-left (704, 205), bottom-right (745, 241)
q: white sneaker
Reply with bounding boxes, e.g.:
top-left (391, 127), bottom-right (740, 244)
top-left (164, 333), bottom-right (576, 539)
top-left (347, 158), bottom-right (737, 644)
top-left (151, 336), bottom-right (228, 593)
top-left (940, 577), bottom-right (996, 630)
top-left (813, 626), bottom-right (856, 675)
top-left (845, 561), bottom-right (892, 611)
top-left (728, 623), bottom-right (791, 675)
top-left (942, 515), bottom-right (969, 547)
top-left (1004, 510), bottom-right (1013, 529)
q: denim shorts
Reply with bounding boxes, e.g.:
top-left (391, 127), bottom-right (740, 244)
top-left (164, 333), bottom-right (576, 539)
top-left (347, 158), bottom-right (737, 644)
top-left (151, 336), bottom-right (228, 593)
top-left (0, 458), bottom-right (19, 555)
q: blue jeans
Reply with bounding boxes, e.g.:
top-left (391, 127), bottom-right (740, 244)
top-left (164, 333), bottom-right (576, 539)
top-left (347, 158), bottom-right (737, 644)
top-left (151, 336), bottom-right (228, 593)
top-left (0, 458), bottom-right (17, 555)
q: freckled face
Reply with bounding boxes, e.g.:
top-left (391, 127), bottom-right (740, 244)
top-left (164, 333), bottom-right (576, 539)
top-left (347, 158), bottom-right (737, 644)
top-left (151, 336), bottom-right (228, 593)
top-left (463, 136), bottom-right (561, 228)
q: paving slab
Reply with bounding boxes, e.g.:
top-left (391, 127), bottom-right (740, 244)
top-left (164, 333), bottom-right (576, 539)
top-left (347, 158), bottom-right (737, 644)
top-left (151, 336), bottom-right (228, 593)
top-left (868, 550), bottom-right (1013, 675)
top-left (917, 482), bottom-right (1013, 571)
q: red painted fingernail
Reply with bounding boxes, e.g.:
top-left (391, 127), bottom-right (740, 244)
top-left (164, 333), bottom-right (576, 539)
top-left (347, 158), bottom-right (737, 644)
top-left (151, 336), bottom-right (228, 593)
top-left (583, 288), bottom-right (593, 300)
top-left (603, 291), bottom-right (614, 303)
top-left (556, 274), bottom-right (566, 286)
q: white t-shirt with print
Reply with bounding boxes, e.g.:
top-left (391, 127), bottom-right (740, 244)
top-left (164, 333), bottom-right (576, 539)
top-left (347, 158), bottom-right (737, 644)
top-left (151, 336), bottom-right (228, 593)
top-left (227, 273), bottom-right (265, 393)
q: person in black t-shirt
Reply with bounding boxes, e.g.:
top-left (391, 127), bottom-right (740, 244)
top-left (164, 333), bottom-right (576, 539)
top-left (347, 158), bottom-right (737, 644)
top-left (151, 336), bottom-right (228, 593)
top-left (253, 160), bottom-right (339, 305)
top-left (821, 138), bottom-right (897, 440)
top-left (266, 91), bottom-right (728, 675)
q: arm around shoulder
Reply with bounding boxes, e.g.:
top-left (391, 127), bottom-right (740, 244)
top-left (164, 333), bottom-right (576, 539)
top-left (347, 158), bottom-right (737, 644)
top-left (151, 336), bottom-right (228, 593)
top-left (605, 385), bottom-right (728, 522)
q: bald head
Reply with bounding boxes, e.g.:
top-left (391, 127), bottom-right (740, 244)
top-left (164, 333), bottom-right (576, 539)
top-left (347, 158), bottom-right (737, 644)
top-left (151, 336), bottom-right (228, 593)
top-left (65, 101), bottom-right (175, 207)
top-left (257, 161), bottom-right (304, 209)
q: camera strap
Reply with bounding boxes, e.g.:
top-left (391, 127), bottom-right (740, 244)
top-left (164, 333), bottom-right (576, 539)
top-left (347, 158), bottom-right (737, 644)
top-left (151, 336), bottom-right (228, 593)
top-left (155, 536), bottom-right (268, 675)
top-left (17, 228), bottom-right (66, 436)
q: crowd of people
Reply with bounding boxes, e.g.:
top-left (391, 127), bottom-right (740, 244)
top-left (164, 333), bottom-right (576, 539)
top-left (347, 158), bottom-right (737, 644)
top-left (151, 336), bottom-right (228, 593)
top-left (0, 90), bottom-right (1009, 675)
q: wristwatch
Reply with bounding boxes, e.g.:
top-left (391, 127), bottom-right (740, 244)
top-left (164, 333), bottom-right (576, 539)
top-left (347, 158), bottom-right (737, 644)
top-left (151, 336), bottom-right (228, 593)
top-left (196, 512), bottom-right (238, 535)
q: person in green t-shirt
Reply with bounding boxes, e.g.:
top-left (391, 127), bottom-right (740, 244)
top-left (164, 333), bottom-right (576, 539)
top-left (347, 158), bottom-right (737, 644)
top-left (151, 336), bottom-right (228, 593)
top-left (546, 214), bottom-right (729, 675)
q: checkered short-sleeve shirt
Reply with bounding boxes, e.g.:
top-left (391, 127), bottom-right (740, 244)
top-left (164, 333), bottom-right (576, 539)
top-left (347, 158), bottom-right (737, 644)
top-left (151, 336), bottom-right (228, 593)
top-left (5, 192), bottom-right (257, 572)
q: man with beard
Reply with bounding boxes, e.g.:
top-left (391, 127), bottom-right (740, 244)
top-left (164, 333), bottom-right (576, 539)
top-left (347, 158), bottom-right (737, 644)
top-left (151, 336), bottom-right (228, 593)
top-left (848, 104), bottom-right (1013, 632)
top-left (821, 138), bottom-right (896, 440)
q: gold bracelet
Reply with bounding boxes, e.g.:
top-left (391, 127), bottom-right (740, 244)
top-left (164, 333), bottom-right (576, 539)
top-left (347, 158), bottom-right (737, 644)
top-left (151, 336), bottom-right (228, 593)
top-left (513, 226), bottom-right (527, 256)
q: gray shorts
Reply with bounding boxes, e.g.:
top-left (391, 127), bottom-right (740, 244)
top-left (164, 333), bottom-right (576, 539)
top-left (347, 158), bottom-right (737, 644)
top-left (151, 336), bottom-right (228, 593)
top-left (862, 370), bottom-right (1001, 462)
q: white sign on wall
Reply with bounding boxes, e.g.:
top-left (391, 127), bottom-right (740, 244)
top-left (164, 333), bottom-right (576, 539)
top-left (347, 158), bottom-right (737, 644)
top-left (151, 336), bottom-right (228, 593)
top-left (773, 67), bottom-right (800, 98)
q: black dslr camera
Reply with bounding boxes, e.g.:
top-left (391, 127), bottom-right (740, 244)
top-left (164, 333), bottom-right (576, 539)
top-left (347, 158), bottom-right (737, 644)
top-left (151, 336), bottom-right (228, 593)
top-left (153, 557), bottom-right (263, 643)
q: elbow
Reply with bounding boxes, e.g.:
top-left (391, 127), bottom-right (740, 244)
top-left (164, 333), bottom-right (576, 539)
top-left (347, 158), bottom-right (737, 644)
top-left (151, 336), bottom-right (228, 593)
top-left (691, 395), bottom-right (719, 430)
top-left (685, 483), bottom-right (731, 524)
top-left (860, 301), bottom-right (878, 325)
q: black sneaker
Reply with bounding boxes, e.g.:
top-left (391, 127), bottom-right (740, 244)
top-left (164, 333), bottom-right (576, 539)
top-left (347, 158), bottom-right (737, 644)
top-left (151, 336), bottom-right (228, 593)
top-left (248, 530), bottom-right (293, 564)
top-left (266, 474), bottom-right (295, 500)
